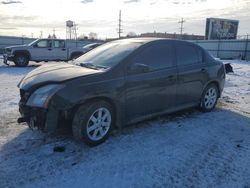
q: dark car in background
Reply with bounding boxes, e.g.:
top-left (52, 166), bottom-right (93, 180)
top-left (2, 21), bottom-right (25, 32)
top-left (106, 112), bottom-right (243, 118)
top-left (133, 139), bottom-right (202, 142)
top-left (17, 38), bottom-right (225, 146)
top-left (82, 42), bottom-right (102, 53)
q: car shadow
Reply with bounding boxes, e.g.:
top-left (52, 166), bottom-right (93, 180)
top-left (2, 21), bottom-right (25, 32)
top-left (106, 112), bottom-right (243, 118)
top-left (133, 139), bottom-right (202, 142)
top-left (0, 107), bottom-right (250, 187)
top-left (0, 61), bottom-right (42, 76)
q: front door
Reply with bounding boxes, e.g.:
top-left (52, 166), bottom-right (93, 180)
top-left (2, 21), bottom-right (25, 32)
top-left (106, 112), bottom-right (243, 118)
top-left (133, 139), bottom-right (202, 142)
top-left (30, 39), bottom-right (54, 61)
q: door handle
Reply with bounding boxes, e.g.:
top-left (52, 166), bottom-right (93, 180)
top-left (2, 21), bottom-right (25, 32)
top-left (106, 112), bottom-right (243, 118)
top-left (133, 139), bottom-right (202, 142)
top-left (168, 75), bottom-right (176, 81)
top-left (62, 48), bottom-right (66, 51)
top-left (48, 48), bottom-right (52, 51)
top-left (201, 68), bottom-right (206, 73)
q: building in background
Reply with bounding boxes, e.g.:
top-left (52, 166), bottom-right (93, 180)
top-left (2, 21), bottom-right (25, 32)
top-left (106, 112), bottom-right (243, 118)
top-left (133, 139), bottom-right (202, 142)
top-left (205, 18), bottom-right (239, 40)
top-left (140, 32), bottom-right (204, 40)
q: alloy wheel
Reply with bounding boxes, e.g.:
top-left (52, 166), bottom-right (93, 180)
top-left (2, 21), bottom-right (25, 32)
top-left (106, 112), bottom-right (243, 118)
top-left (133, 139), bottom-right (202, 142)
top-left (204, 87), bottom-right (217, 109)
top-left (86, 107), bottom-right (111, 141)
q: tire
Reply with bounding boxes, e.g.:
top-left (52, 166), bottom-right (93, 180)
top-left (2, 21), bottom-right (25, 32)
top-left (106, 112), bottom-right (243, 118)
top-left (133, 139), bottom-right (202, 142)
top-left (200, 83), bottom-right (219, 112)
top-left (14, 54), bottom-right (29, 67)
top-left (72, 101), bottom-right (114, 146)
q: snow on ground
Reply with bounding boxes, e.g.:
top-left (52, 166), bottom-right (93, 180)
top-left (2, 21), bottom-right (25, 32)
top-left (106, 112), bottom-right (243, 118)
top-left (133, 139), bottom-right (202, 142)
top-left (0, 59), bottom-right (249, 188)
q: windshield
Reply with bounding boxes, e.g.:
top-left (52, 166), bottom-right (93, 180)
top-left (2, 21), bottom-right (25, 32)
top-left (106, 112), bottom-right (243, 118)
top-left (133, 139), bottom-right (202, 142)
top-left (28, 39), bottom-right (39, 46)
top-left (83, 43), bottom-right (100, 49)
top-left (74, 41), bottom-right (143, 69)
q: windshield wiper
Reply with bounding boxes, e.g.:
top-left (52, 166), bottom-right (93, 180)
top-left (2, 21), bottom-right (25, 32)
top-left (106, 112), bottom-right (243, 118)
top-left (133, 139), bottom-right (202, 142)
top-left (77, 62), bottom-right (98, 70)
top-left (78, 62), bottom-right (108, 70)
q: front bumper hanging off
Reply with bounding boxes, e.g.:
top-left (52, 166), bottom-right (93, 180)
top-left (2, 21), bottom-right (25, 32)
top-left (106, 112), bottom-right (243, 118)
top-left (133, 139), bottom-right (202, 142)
top-left (3, 54), bottom-right (9, 66)
top-left (18, 104), bottom-right (47, 130)
top-left (18, 102), bottom-right (61, 132)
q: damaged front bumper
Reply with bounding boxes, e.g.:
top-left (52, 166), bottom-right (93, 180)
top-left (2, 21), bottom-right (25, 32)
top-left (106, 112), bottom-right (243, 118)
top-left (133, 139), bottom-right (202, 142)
top-left (3, 54), bottom-right (9, 65)
top-left (17, 85), bottom-right (74, 132)
top-left (18, 100), bottom-right (60, 132)
top-left (3, 54), bottom-right (14, 66)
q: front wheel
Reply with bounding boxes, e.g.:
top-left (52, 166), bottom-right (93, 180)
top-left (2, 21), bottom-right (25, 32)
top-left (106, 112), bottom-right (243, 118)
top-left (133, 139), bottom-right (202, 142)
top-left (72, 101), bottom-right (114, 146)
top-left (200, 84), bottom-right (219, 112)
top-left (14, 54), bottom-right (29, 67)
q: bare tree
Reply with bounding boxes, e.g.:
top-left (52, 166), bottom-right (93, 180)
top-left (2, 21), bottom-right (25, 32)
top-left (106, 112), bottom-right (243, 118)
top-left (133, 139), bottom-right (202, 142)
top-left (78, 34), bottom-right (88, 40)
top-left (127, 32), bottom-right (137, 37)
top-left (88, 32), bottom-right (98, 39)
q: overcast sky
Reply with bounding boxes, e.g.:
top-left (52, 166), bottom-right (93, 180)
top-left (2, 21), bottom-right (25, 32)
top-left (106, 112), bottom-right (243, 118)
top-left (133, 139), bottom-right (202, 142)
top-left (0, 0), bottom-right (249, 39)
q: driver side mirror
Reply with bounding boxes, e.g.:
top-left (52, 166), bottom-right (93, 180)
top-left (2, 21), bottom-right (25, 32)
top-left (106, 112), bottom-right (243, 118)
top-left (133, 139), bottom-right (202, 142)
top-left (128, 63), bottom-right (150, 74)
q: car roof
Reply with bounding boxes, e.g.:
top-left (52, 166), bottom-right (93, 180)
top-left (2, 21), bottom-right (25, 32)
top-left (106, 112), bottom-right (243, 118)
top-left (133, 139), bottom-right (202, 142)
top-left (84, 43), bottom-right (102, 47)
top-left (113, 37), bottom-right (193, 45)
top-left (112, 37), bottom-right (204, 52)
top-left (115, 37), bottom-right (162, 43)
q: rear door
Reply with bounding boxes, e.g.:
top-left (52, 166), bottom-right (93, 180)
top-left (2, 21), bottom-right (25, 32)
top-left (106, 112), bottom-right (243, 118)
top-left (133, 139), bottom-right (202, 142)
top-left (124, 41), bottom-right (177, 123)
top-left (52, 40), bottom-right (68, 60)
top-left (175, 41), bottom-right (207, 106)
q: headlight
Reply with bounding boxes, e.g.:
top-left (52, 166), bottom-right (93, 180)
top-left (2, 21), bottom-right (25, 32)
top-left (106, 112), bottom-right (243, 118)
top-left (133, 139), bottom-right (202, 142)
top-left (26, 84), bottom-right (64, 108)
top-left (5, 48), bottom-right (12, 55)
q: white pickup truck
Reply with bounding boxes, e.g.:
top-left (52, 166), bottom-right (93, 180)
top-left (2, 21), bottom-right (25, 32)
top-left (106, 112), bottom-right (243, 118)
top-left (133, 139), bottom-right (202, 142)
top-left (3, 39), bottom-right (85, 66)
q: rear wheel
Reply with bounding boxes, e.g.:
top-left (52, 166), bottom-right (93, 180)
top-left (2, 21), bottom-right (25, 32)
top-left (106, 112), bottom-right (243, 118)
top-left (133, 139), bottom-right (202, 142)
top-left (72, 101), bottom-right (114, 146)
top-left (200, 83), bottom-right (219, 112)
top-left (14, 54), bottom-right (29, 67)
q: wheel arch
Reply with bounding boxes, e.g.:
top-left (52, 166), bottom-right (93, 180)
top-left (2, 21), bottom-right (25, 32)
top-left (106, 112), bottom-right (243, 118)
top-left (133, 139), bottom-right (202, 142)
top-left (13, 50), bottom-right (31, 60)
top-left (71, 96), bottom-right (119, 128)
top-left (202, 80), bottom-right (221, 97)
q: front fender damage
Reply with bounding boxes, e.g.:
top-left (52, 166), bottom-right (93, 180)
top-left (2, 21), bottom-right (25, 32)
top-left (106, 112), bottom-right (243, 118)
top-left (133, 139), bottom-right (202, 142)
top-left (18, 94), bottom-right (74, 133)
top-left (44, 106), bottom-right (59, 132)
top-left (43, 95), bottom-right (75, 132)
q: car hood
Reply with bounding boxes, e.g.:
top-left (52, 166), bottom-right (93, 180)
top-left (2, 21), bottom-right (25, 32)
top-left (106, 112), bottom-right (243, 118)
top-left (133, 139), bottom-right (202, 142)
top-left (6, 44), bottom-right (27, 49)
top-left (18, 62), bottom-right (103, 90)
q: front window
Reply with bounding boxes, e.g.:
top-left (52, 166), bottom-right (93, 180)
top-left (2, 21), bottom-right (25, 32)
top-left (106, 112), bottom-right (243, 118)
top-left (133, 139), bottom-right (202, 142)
top-left (28, 39), bottom-right (39, 46)
top-left (74, 41), bottom-right (143, 69)
top-left (32, 40), bottom-right (52, 48)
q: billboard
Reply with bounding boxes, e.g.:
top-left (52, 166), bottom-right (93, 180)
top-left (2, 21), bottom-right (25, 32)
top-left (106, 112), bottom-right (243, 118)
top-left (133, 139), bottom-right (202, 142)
top-left (205, 18), bottom-right (239, 40)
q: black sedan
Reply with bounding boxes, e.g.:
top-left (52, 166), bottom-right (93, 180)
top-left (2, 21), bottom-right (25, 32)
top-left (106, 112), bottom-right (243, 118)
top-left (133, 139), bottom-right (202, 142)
top-left (17, 38), bottom-right (225, 146)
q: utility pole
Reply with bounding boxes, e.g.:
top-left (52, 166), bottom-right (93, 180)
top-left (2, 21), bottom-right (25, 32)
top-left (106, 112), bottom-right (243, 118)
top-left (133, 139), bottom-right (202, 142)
top-left (118, 10), bottom-right (122, 38)
top-left (178, 18), bottom-right (185, 37)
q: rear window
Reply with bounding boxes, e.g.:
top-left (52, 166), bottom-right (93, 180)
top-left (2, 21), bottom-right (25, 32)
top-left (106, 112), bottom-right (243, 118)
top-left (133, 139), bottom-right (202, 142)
top-left (54, 40), bottom-right (65, 48)
top-left (129, 42), bottom-right (175, 70)
top-left (176, 43), bottom-right (203, 66)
